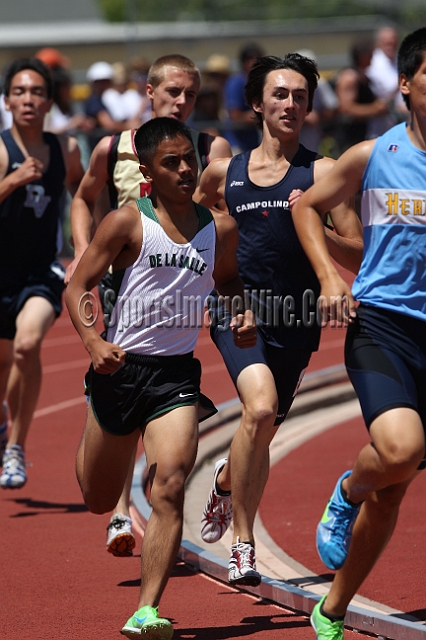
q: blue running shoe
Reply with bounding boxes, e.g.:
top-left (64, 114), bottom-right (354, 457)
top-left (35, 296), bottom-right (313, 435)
top-left (316, 471), bottom-right (361, 570)
top-left (311, 596), bottom-right (344, 640)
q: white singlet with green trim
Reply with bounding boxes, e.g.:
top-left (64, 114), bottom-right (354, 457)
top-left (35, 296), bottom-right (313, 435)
top-left (106, 197), bottom-right (216, 355)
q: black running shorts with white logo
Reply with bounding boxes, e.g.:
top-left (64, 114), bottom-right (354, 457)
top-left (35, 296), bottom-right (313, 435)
top-left (0, 260), bottom-right (65, 340)
top-left (345, 304), bottom-right (426, 469)
top-left (85, 351), bottom-right (217, 435)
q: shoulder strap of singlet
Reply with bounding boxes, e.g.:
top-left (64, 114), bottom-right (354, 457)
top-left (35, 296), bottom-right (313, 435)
top-left (190, 129), bottom-right (211, 172)
top-left (0, 129), bottom-right (24, 174)
top-left (136, 195), bottom-right (158, 221)
top-left (43, 131), bottom-right (66, 179)
top-left (194, 202), bottom-right (213, 230)
top-left (107, 132), bottom-right (121, 209)
top-left (136, 196), bottom-right (213, 231)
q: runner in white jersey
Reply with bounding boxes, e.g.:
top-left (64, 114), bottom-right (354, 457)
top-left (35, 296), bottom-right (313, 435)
top-left (65, 117), bottom-right (255, 639)
top-left (66, 54), bottom-right (232, 557)
top-left (292, 27), bottom-right (426, 640)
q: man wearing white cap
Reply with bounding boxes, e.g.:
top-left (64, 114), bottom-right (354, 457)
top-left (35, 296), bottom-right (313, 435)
top-left (84, 62), bottom-right (140, 142)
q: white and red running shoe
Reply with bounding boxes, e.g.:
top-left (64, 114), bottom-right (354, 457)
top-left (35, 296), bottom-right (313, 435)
top-left (228, 537), bottom-right (261, 587)
top-left (200, 458), bottom-right (232, 543)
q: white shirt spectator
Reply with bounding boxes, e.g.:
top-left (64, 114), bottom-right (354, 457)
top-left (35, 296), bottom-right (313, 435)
top-left (0, 95), bottom-right (12, 131)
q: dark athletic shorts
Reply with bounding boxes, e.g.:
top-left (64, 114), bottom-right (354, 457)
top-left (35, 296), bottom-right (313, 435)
top-left (85, 351), bottom-right (217, 436)
top-left (0, 260), bottom-right (65, 340)
top-left (211, 311), bottom-right (311, 426)
top-left (345, 304), bottom-right (426, 469)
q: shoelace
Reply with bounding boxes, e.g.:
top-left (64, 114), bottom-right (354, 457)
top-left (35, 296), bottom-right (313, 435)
top-left (4, 449), bottom-right (25, 466)
top-left (329, 501), bottom-right (359, 541)
top-left (231, 538), bottom-right (255, 568)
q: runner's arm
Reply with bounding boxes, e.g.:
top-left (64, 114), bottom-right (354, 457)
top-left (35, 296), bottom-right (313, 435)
top-left (65, 204), bottom-right (138, 372)
top-left (60, 134), bottom-right (85, 198)
top-left (66, 136), bottom-right (112, 282)
top-left (292, 142), bottom-right (372, 321)
top-left (313, 154), bottom-right (366, 275)
top-left (212, 211), bottom-right (256, 348)
top-left (195, 157), bottom-right (230, 209)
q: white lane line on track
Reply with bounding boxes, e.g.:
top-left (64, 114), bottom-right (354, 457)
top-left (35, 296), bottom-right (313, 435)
top-left (33, 396), bottom-right (87, 419)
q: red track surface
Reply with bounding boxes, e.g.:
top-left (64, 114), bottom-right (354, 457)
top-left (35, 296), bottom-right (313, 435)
top-left (1, 313), bottom-right (361, 639)
top-left (1, 262), bottom-right (422, 638)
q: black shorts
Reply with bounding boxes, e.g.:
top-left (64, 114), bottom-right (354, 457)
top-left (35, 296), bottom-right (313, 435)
top-left (0, 260), bottom-right (65, 340)
top-left (85, 351), bottom-right (217, 436)
top-left (211, 313), bottom-right (311, 426)
top-left (345, 304), bottom-right (426, 468)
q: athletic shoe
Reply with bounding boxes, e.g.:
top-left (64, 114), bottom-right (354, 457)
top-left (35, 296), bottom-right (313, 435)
top-left (200, 457), bottom-right (232, 543)
top-left (0, 444), bottom-right (27, 489)
top-left (228, 537), bottom-right (261, 587)
top-left (106, 514), bottom-right (136, 557)
top-left (0, 402), bottom-right (8, 464)
top-left (311, 596), bottom-right (344, 640)
top-left (121, 605), bottom-right (173, 639)
top-left (316, 470), bottom-right (361, 570)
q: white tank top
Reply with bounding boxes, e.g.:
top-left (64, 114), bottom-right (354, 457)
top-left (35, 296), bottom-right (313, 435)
top-left (107, 197), bottom-right (216, 355)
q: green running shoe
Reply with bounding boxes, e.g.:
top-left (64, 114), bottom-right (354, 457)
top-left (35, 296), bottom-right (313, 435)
top-left (311, 597), bottom-right (344, 640)
top-left (121, 605), bottom-right (173, 639)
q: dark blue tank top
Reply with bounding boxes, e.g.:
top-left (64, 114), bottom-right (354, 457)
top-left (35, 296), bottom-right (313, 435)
top-left (225, 146), bottom-right (321, 350)
top-left (0, 130), bottom-right (66, 286)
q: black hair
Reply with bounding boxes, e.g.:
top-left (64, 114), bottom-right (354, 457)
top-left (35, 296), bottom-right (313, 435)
top-left (245, 53), bottom-right (319, 128)
top-left (240, 43), bottom-right (264, 65)
top-left (134, 117), bottom-right (194, 165)
top-left (350, 38), bottom-right (374, 68)
top-left (3, 57), bottom-right (53, 98)
top-left (398, 28), bottom-right (426, 110)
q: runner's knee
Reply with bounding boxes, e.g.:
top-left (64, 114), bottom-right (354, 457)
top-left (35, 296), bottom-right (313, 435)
top-left (376, 440), bottom-right (424, 479)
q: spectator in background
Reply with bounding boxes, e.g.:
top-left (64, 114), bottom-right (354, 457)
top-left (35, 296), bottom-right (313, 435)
top-left (190, 54), bottom-right (232, 137)
top-left (35, 47), bottom-right (70, 71)
top-left (34, 48), bottom-right (94, 139)
top-left (202, 53), bottom-right (231, 101)
top-left (333, 37), bottom-right (390, 155)
top-left (0, 94), bottom-right (12, 132)
top-left (128, 57), bottom-right (152, 124)
top-left (84, 62), bottom-right (140, 149)
top-left (102, 62), bottom-right (147, 124)
top-left (44, 66), bottom-right (94, 136)
top-left (297, 49), bottom-right (338, 153)
top-left (366, 26), bottom-right (408, 136)
top-left (190, 85), bottom-right (223, 137)
top-left (224, 43), bottom-right (264, 152)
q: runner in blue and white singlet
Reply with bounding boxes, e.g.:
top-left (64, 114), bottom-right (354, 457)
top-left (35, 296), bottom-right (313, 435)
top-left (292, 28), bottom-right (426, 632)
top-left (354, 121), bottom-right (426, 321)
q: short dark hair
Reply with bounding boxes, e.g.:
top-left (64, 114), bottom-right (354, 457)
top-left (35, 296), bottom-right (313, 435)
top-left (398, 28), bottom-right (426, 110)
top-left (3, 57), bottom-right (53, 98)
top-left (134, 117), bottom-right (194, 165)
top-left (245, 54), bottom-right (319, 128)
